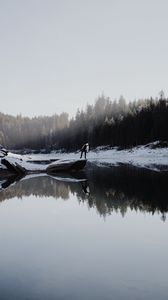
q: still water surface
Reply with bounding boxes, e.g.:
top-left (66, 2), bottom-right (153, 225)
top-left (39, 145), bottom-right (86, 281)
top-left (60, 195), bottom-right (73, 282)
top-left (0, 164), bottom-right (168, 300)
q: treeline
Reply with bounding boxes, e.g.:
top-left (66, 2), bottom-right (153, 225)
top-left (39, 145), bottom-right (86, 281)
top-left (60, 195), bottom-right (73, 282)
top-left (55, 95), bottom-right (168, 150)
top-left (0, 112), bottom-right (69, 149)
top-left (0, 95), bottom-right (168, 150)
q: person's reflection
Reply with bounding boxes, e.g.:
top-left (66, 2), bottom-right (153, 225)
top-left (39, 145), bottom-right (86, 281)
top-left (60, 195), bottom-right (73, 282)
top-left (81, 180), bottom-right (90, 196)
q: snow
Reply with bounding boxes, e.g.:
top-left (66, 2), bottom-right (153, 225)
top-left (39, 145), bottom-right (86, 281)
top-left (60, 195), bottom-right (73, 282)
top-left (4, 157), bottom-right (47, 171)
top-left (89, 145), bottom-right (168, 171)
top-left (0, 142), bottom-right (167, 172)
top-left (20, 174), bottom-right (86, 183)
top-left (29, 143), bottom-right (168, 172)
top-left (0, 155), bottom-right (86, 173)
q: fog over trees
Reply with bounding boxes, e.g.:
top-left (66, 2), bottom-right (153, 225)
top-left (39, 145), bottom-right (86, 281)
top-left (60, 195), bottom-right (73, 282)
top-left (0, 95), bottom-right (168, 150)
top-left (0, 112), bottom-right (69, 149)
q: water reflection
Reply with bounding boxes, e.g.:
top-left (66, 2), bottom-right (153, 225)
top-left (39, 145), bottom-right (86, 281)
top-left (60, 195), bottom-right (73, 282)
top-left (0, 163), bottom-right (168, 220)
top-left (85, 163), bottom-right (168, 220)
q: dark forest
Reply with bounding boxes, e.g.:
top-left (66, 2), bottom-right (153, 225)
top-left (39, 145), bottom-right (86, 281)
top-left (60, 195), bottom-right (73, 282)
top-left (0, 95), bottom-right (168, 151)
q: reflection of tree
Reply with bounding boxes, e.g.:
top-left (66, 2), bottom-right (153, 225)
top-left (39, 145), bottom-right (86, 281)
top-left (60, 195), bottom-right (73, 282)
top-left (54, 183), bottom-right (70, 200)
top-left (81, 181), bottom-right (90, 196)
top-left (0, 165), bottom-right (168, 220)
top-left (77, 164), bottom-right (168, 220)
top-left (0, 176), bottom-right (71, 202)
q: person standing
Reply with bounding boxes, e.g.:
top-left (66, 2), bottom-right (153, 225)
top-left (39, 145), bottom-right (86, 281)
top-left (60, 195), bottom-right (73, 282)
top-left (80, 143), bottom-right (89, 159)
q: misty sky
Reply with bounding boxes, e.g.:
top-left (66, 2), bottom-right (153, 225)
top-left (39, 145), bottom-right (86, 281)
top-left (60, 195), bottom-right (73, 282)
top-left (0, 0), bottom-right (168, 117)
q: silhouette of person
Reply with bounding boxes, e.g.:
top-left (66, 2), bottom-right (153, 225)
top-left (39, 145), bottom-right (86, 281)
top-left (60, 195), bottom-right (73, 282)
top-left (80, 143), bottom-right (89, 159)
top-left (81, 180), bottom-right (90, 196)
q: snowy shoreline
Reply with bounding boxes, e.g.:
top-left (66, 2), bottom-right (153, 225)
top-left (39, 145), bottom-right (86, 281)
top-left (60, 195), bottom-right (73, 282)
top-left (0, 142), bottom-right (168, 173)
top-left (25, 142), bottom-right (168, 172)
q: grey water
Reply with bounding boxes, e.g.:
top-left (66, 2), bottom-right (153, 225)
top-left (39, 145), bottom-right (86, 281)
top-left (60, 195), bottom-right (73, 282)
top-left (0, 163), bottom-right (168, 300)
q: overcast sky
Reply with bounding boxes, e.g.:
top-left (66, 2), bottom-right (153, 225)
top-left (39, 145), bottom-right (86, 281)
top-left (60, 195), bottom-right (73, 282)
top-left (0, 0), bottom-right (167, 117)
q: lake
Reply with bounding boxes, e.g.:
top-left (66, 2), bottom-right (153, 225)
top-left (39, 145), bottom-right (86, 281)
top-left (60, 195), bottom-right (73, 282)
top-left (0, 162), bottom-right (168, 300)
